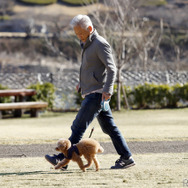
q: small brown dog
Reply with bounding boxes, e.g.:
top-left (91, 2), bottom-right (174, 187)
top-left (55, 138), bottom-right (104, 172)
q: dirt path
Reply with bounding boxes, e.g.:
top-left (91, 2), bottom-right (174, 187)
top-left (0, 141), bottom-right (187, 158)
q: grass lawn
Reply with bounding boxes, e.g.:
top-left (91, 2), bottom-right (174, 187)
top-left (0, 153), bottom-right (187, 188)
top-left (0, 108), bottom-right (188, 145)
top-left (0, 109), bottom-right (188, 187)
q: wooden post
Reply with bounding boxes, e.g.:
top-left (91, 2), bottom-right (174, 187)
top-left (30, 109), bottom-right (39, 117)
top-left (14, 109), bottom-right (22, 118)
top-left (117, 68), bottom-right (121, 111)
top-left (121, 83), bottom-right (130, 110)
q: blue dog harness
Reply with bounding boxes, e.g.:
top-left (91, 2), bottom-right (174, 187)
top-left (65, 145), bottom-right (80, 159)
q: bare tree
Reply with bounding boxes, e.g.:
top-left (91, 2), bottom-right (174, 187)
top-left (87, 0), bottom-right (163, 110)
top-left (0, 0), bottom-right (14, 17)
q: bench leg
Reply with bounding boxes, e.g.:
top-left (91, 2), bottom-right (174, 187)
top-left (14, 109), bottom-right (22, 118)
top-left (0, 111), bottom-right (2, 119)
top-left (30, 109), bottom-right (39, 117)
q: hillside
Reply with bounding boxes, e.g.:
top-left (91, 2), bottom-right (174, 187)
top-left (0, 0), bottom-right (187, 73)
top-left (3, 0), bottom-right (188, 31)
top-left (139, 0), bottom-right (188, 29)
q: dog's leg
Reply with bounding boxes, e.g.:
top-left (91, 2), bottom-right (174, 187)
top-left (83, 155), bottom-right (93, 169)
top-left (55, 159), bottom-right (70, 170)
top-left (93, 155), bottom-right (100, 171)
top-left (76, 157), bottom-right (86, 172)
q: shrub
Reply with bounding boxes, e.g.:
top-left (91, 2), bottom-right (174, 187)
top-left (166, 84), bottom-right (181, 108)
top-left (152, 84), bottom-right (170, 108)
top-left (18, 0), bottom-right (57, 5)
top-left (0, 84), bottom-right (11, 103)
top-left (74, 91), bottom-right (83, 106)
top-left (110, 85), bottom-right (132, 110)
top-left (140, 0), bottom-right (167, 6)
top-left (131, 83), bottom-right (154, 108)
top-left (178, 83), bottom-right (188, 102)
top-left (27, 82), bottom-right (55, 109)
top-left (74, 82), bottom-right (188, 110)
top-left (60, 0), bottom-right (97, 5)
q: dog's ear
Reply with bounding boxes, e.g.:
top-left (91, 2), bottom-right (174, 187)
top-left (56, 141), bottom-right (68, 151)
top-left (64, 140), bottom-right (71, 150)
top-left (56, 139), bottom-right (71, 151)
top-left (61, 142), bottom-right (67, 149)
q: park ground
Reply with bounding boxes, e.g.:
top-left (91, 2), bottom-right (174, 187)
top-left (0, 108), bottom-right (188, 187)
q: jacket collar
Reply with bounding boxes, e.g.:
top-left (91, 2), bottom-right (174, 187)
top-left (82, 29), bottom-right (98, 49)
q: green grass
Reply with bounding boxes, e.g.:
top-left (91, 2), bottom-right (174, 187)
top-left (60, 0), bottom-right (97, 5)
top-left (0, 153), bottom-right (187, 188)
top-left (139, 0), bottom-right (167, 6)
top-left (18, 0), bottom-right (96, 5)
top-left (0, 108), bottom-right (188, 145)
top-left (0, 15), bottom-right (11, 21)
top-left (19, 0), bottom-right (57, 5)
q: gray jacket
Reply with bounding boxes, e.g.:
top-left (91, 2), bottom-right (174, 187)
top-left (80, 30), bottom-right (117, 95)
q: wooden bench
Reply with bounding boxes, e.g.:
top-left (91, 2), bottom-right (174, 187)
top-left (0, 101), bottom-right (48, 118)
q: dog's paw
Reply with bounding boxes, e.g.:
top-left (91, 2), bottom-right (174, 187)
top-left (82, 168), bottom-right (86, 172)
top-left (54, 165), bottom-right (59, 170)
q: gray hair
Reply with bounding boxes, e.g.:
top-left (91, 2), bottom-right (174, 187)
top-left (70, 14), bottom-right (93, 31)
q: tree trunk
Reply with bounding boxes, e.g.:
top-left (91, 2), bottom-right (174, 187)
top-left (121, 83), bottom-right (130, 110)
top-left (117, 68), bottom-right (121, 111)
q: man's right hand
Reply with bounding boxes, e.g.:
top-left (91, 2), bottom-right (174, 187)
top-left (102, 92), bottom-right (111, 101)
top-left (76, 84), bottom-right (81, 93)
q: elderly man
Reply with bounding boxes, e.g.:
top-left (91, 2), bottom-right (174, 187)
top-left (45, 15), bottom-right (135, 169)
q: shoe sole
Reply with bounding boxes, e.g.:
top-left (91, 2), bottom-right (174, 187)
top-left (122, 162), bottom-right (136, 169)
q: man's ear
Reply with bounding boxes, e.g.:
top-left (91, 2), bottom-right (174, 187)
top-left (87, 26), bottom-right (93, 33)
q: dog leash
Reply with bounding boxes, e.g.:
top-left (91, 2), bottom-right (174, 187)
top-left (89, 99), bottom-right (110, 138)
top-left (89, 126), bottom-right (95, 138)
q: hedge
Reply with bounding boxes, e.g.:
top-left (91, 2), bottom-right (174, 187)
top-left (0, 84), bottom-right (11, 103)
top-left (27, 82), bottom-right (55, 109)
top-left (60, 0), bottom-right (97, 5)
top-left (18, 0), bottom-right (57, 5)
top-left (75, 83), bottom-right (188, 110)
top-left (18, 0), bottom-right (96, 5)
top-left (118, 83), bottom-right (188, 109)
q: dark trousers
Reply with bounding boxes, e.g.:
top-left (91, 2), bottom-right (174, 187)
top-left (58, 93), bottom-right (132, 160)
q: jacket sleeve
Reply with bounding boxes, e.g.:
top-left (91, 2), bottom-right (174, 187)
top-left (97, 41), bottom-right (117, 94)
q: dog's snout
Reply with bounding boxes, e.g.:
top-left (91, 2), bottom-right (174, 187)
top-left (55, 147), bottom-right (59, 151)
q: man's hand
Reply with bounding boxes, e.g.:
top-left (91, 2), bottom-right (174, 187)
top-left (102, 92), bottom-right (111, 101)
top-left (76, 84), bottom-right (81, 93)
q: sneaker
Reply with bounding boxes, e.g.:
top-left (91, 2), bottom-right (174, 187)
top-left (111, 157), bottom-right (135, 169)
top-left (45, 154), bottom-right (68, 170)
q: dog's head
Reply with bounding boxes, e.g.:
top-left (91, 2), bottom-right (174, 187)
top-left (55, 138), bottom-right (71, 153)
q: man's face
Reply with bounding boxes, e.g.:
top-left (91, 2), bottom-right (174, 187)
top-left (74, 25), bottom-right (90, 43)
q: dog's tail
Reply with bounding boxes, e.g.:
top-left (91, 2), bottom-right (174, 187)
top-left (97, 145), bottom-right (104, 153)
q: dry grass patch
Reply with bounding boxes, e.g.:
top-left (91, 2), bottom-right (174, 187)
top-left (0, 153), bottom-right (187, 188)
top-left (0, 109), bottom-right (188, 145)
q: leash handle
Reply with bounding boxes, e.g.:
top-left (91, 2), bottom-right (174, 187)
top-left (89, 127), bottom-right (94, 138)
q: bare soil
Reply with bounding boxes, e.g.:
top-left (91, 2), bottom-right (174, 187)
top-left (0, 140), bottom-right (187, 158)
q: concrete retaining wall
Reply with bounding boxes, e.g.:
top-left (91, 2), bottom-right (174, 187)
top-left (1, 70), bottom-right (188, 109)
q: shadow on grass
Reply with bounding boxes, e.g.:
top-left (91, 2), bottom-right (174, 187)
top-left (0, 171), bottom-right (74, 176)
top-left (0, 168), bottom-right (111, 176)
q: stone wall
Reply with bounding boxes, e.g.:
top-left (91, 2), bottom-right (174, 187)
top-left (1, 70), bottom-right (188, 90)
top-left (121, 70), bottom-right (188, 86)
top-left (1, 70), bottom-right (188, 109)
